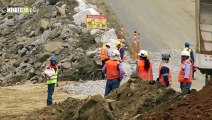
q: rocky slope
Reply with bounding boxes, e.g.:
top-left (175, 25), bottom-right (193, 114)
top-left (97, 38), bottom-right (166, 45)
top-left (0, 0), bottom-right (108, 85)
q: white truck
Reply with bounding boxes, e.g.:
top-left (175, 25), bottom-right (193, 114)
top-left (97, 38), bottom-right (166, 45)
top-left (195, 0), bottom-right (212, 84)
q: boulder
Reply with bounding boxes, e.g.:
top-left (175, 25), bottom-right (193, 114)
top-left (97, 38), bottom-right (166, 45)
top-left (73, 8), bottom-right (99, 25)
top-left (18, 47), bottom-right (27, 57)
top-left (38, 19), bottom-right (49, 30)
top-left (12, 59), bottom-right (23, 67)
top-left (51, 11), bottom-right (58, 17)
top-left (48, 28), bottom-right (61, 39)
top-left (44, 41), bottom-right (63, 52)
top-left (38, 53), bottom-right (51, 62)
top-left (2, 53), bottom-right (10, 59)
top-left (57, 4), bottom-right (66, 15)
top-left (27, 68), bottom-right (35, 80)
top-left (60, 62), bottom-right (71, 69)
top-left (32, 29), bottom-right (51, 45)
top-left (12, 74), bottom-right (27, 83)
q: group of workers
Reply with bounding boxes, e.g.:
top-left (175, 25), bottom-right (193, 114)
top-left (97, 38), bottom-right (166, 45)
top-left (101, 41), bottom-right (195, 96)
top-left (44, 41), bottom-right (194, 106)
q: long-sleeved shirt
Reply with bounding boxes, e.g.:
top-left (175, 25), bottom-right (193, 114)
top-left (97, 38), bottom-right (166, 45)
top-left (102, 62), bottom-right (125, 80)
top-left (183, 62), bottom-right (191, 78)
top-left (106, 49), bottom-right (111, 57)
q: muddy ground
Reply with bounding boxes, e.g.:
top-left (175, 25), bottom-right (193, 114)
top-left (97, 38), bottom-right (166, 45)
top-left (143, 81), bottom-right (212, 120)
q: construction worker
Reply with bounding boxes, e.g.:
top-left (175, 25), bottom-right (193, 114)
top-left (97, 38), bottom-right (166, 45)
top-left (157, 53), bottom-right (172, 87)
top-left (100, 43), bottom-right (111, 80)
top-left (178, 50), bottom-right (193, 93)
top-left (45, 55), bottom-right (59, 106)
top-left (184, 41), bottom-right (195, 79)
top-left (137, 50), bottom-right (153, 80)
top-left (102, 49), bottom-right (125, 96)
top-left (116, 41), bottom-right (125, 62)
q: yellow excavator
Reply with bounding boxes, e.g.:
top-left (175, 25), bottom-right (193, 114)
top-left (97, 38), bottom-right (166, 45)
top-left (195, 0), bottom-right (212, 84)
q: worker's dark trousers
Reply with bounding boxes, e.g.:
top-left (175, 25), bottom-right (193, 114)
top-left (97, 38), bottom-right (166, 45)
top-left (105, 80), bottom-right (120, 96)
top-left (102, 60), bottom-right (107, 80)
top-left (47, 83), bottom-right (55, 106)
top-left (180, 82), bottom-right (192, 93)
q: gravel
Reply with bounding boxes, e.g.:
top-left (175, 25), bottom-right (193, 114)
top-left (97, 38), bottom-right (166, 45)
top-left (60, 49), bottom-right (205, 96)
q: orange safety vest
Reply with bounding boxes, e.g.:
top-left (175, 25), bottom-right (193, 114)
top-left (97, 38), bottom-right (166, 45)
top-left (105, 60), bottom-right (120, 80)
top-left (101, 46), bottom-right (109, 61)
top-left (158, 64), bottom-right (172, 86)
top-left (178, 59), bottom-right (193, 82)
top-left (138, 60), bottom-right (153, 80)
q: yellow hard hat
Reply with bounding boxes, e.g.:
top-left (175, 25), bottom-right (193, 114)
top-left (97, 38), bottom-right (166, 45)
top-left (115, 41), bottom-right (121, 46)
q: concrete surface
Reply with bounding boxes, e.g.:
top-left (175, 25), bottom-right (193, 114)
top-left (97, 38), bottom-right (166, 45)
top-left (105, 0), bottom-right (196, 51)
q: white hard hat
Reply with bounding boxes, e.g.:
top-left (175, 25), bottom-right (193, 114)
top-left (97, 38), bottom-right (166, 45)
top-left (138, 50), bottom-right (149, 57)
top-left (106, 43), bottom-right (110, 46)
top-left (181, 50), bottom-right (190, 56)
top-left (111, 49), bottom-right (120, 57)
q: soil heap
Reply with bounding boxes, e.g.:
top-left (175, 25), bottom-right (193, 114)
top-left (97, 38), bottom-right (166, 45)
top-left (143, 81), bottom-right (212, 120)
top-left (27, 77), bottom-right (180, 120)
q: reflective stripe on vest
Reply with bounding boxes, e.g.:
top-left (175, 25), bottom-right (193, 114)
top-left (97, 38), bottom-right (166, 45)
top-left (101, 46), bottom-right (109, 61)
top-left (47, 67), bottom-right (58, 84)
top-left (106, 60), bottom-right (120, 80)
top-left (158, 65), bottom-right (172, 86)
top-left (138, 60), bottom-right (153, 80)
top-left (178, 59), bottom-right (192, 82)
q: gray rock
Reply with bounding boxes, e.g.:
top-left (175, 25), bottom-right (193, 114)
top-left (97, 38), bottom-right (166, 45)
top-left (2, 53), bottom-right (10, 59)
top-left (95, 36), bottom-right (101, 43)
top-left (18, 48), bottom-right (27, 57)
top-left (14, 14), bottom-right (26, 21)
top-left (62, 43), bottom-right (70, 49)
top-left (7, 19), bottom-right (14, 26)
top-left (12, 74), bottom-right (27, 83)
top-left (30, 76), bottom-right (39, 81)
top-left (52, 11), bottom-right (58, 17)
top-left (32, 29), bottom-right (51, 45)
top-left (38, 53), bottom-right (51, 62)
top-left (133, 114), bottom-right (142, 120)
top-left (12, 59), bottom-right (23, 67)
top-left (60, 62), bottom-right (71, 69)
top-left (56, 4), bottom-right (66, 15)
top-left (44, 41), bottom-right (63, 52)
top-left (48, 28), bottom-right (61, 39)
top-left (27, 68), bottom-right (35, 80)
top-left (28, 31), bottom-right (35, 37)
top-left (87, 49), bottom-right (98, 58)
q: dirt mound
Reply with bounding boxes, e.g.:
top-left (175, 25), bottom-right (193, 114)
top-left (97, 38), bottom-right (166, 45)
top-left (27, 95), bottom-right (115, 120)
top-left (143, 81), bottom-right (212, 120)
top-left (106, 79), bottom-right (180, 119)
top-left (28, 78), bottom-right (180, 120)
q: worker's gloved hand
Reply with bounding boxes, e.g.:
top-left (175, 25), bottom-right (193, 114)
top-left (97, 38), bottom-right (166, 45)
top-left (56, 83), bottom-right (59, 87)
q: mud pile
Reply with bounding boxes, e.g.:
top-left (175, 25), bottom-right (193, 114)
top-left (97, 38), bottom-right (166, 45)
top-left (28, 77), bottom-right (180, 120)
top-left (143, 81), bottom-right (212, 120)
